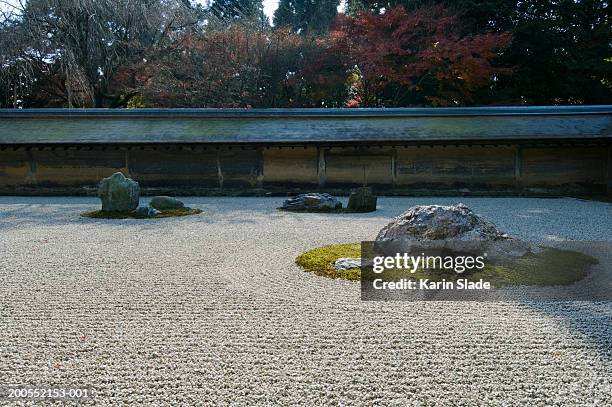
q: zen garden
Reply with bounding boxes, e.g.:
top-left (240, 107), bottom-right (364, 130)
top-left (1, 91), bottom-right (611, 407)
top-left (1, 0), bottom-right (611, 405)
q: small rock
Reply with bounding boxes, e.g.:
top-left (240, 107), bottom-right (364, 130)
top-left (347, 187), bottom-right (377, 212)
top-left (150, 196), bottom-right (185, 210)
top-left (133, 206), bottom-right (161, 216)
top-left (98, 172), bottom-right (140, 212)
top-left (335, 258), bottom-right (362, 270)
top-left (281, 193), bottom-right (342, 211)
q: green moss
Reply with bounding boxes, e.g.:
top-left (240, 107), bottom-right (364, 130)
top-left (296, 242), bottom-right (597, 287)
top-left (296, 243), bottom-right (362, 280)
top-left (482, 249), bottom-right (596, 286)
top-left (81, 207), bottom-right (202, 219)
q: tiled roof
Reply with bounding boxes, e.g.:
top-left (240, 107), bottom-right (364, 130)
top-left (1, 106), bottom-right (610, 144)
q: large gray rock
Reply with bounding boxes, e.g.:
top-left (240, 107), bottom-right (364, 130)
top-left (98, 172), bottom-right (139, 212)
top-left (281, 193), bottom-right (342, 211)
top-left (376, 203), bottom-right (531, 260)
top-left (347, 187), bottom-right (377, 212)
top-left (150, 196), bottom-right (185, 210)
top-left (377, 203), bottom-right (507, 241)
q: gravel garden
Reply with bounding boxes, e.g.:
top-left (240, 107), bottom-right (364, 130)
top-left (0, 195), bottom-right (611, 405)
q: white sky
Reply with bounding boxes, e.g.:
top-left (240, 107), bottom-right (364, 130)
top-left (263, 0), bottom-right (280, 21)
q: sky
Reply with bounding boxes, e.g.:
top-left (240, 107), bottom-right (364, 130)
top-left (263, 0), bottom-right (280, 21)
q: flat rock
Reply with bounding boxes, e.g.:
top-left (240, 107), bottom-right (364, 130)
top-left (281, 193), bottom-right (342, 211)
top-left (98, 172), bottom-right (140, 212)
top-left (134, 206), bottom-right (161, 216)
top-left (335, 258), bottom-right (362, 270)
top-left (150, 196), bottom-right (185, 210)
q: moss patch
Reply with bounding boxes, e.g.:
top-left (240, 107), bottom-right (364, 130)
top-left (296, 243), bottom-right (362, 280)
top-left (296, 242), bottom-right (597, 287)
top-left (81, 207), bottom-right (202, 219)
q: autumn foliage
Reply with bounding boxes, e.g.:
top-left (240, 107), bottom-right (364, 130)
top-left (323, 6), bottom-right (512, 107)
top-left (2, 0), bottom-right (610, 108)
top-left (124, 6), bottom-right (511, 108)
top-left (119, 28), bottom-right (322, 107)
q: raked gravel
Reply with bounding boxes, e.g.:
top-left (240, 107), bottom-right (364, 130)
top-left (0, 196), bottom-right (611, 406)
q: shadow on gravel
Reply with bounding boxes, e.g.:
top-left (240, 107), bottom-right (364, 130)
top-left (520, 242), bottom-right (612, 363)
top-left (527, 301), bottom-right (612, 363)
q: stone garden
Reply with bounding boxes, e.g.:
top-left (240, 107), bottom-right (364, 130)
top-left (86, 172), bottom-right (380, 219)
top-left (81, 172), bottom-right (202, 219)
top-left (297, 203), bottom-right (597, 287)
top-left (1, 194), bottom-right (611, 404)
top-left (279, 187), bottom-right (377, 213)
top-left (0, 4), bottom-right (610, 401)
top-left (76, 172), bottom-right (599, 290)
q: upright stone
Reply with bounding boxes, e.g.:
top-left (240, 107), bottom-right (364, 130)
top-left (98, 172), bottom-right (140, 212)
top-left (347, 187), bottom-right (377, 212)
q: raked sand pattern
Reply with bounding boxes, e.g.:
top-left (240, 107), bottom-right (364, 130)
top-left (0, 197), bottom-right (611, 406)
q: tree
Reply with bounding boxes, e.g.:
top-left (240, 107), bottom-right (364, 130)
top-left (0, 0), bottom-right (201, 107)
top-left (2, 0), bottom-right (608, 108)
top-left (496, 0), bottom-right (612, 104)
top-left (319, 5), bottom-right (512, 106)
top-left (344, 0), bottom-right (612, 104)
top-left (130, 26), bottom-right (318, 107)
top-left (274, 0), bottom-right (340, 34)
top-left (210, 0), bottom-right (267, 26)
top-left (345, 0), bottom-right (516, 24)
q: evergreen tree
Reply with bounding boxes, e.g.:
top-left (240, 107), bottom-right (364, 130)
top-left (210, 0), bottom-right (267, 25)
top-left (273, 0), bottom-right (339, 34)
top-left (343, 0), bottom-right (611, 104)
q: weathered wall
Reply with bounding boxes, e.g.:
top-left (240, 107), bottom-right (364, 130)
top-left (0, 144), bottom-right (609, 195)
top-left (395, 146), bottom-right (517, 188)
top-left (324, 147), bottom-right (394, 187)
top-left (520, 147), bottom-right (606, 186)
top-left (262, 147), bottom-right (318, 186)
top-left (35, 148), bottom-right (127, 186)
top-left (128, 147), bottom-right (260, 188)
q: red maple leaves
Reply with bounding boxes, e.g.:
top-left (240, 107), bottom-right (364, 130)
top-left (321, 5), bottom-right (512, 106)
